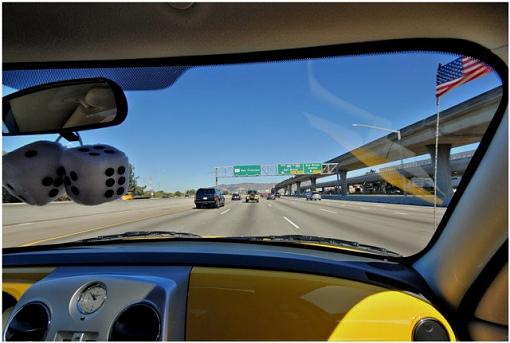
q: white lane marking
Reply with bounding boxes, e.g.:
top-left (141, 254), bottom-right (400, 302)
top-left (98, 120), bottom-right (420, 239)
top-left (283, 216), bottom-right (300, 229)
top-left (319, 208), bottom-right (337, 214)
top-left (394, 211), bottom-right (408, 215)
top-left (359, 206), bottom-right (369, 210)
top-left (220, 208), bottom-right (231, 215)
top-left (2, 203), bottom-right (32, 206)
top-left (267, 204), bottom-right (273, 207)
top-left (6, 222), bottom-right (33, 227)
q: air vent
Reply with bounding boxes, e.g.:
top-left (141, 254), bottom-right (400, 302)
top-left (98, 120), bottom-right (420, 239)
top-left (4, 302), bottom-right (50, 341)
top-left (413, 318), bottom-right (449, 341)
top-left (3, 293), bottom-right (17, 329)
top-left (109, 303), bottom-right (160, 341)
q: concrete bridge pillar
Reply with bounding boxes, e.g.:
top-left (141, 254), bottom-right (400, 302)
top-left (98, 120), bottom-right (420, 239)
top-left (287, 184), bottom-right (292, 195)
top-left (296, 181), bottom-right (301, 195)
top-left (310, 177), bottom-right (317, 191)
top-left (338, 170), bottom-right (348, 195)
top-left (427, 144), bottom-right (453, 204)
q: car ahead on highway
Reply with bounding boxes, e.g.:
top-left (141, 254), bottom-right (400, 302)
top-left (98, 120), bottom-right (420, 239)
top-left (231, 192), bottom-right (241, 200)
top-left (2, 3), bottom-right (506, 341)
top-left (195, 188), bottom-right (225, 208)
top-left (267, 193), bottom-right (276, 200)
top-left (246, 190), bottom-right (260, 203)
top-left (122, 192), bottom-right (134, 201)
top-left (306, 192), bottom-right (322, 201)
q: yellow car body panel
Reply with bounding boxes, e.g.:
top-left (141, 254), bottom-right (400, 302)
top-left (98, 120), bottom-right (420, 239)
top-left (329, 290), bottom-right (456, 341)
top-left (187, 267), bottom-right (455, 341)
top-left (3, 267), bottom-right (55, 300)
top-left (3, 281), bottom-right (34, 301)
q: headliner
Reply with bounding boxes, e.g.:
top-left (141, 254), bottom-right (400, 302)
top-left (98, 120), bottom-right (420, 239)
top-left (2, 3), bottom-right (508, 64)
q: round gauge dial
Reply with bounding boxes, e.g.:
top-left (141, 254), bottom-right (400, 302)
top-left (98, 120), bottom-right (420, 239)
top-left (77, 283), bottom-right (107, 315)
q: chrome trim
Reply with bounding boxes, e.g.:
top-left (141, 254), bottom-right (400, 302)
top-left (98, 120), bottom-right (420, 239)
top-left (76, 281), bottom-right (108, 315)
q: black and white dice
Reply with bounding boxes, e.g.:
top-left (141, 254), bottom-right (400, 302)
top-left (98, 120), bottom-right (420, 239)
top-left (60, 144), bottom-right (129, 205)
top-left (3, 141), bottom-right (66, 205)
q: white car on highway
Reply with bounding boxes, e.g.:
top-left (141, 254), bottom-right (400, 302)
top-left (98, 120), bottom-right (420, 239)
top-left (306, 192), bottom-right (321, 201)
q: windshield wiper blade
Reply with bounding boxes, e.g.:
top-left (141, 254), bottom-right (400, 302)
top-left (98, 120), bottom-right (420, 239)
top-left (76, 232), bottom-right (400, 257)
top-left (77, 230), bottom-right (202, 243)
top-left (231, 234), bottom-right (402, 257)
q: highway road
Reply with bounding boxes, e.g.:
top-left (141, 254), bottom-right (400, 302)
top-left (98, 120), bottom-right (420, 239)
top-left (3, 197), bottom-right (446, 256)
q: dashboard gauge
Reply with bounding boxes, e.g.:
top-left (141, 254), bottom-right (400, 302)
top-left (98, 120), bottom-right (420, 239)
top-left (77, 282), bottom-right (107, 315)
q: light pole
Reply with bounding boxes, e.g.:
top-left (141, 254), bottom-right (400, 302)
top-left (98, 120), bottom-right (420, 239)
top-left (352, 123), bottom-right (406, 197)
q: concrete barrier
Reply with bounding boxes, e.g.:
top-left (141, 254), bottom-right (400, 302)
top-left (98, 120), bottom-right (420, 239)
top-left (286, 194), bottom-right (444, 207)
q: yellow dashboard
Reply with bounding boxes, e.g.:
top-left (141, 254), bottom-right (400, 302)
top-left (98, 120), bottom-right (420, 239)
top-left (187, 267), bottom-right (455, 340)
top-left (3, 265), bottom-right (455, 341)
top-left (3, 267), bottom-right (54, 300)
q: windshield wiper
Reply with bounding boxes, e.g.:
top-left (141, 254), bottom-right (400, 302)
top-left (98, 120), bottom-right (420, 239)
top-left (76, 232), bottom-right (400, 257)
top-left (229, 234), bottom-right (402, 257)
top-left (77, 230), bottom-right (202, 243)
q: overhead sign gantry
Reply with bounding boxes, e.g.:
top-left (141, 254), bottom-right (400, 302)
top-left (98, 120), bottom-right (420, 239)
top-left (214, 163), bottom-right (337, 185)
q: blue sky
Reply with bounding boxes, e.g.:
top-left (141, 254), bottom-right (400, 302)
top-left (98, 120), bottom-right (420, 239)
top-left (2, 52), bottom-right (502, 191)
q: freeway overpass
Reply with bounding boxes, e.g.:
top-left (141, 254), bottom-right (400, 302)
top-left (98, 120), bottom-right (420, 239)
top-left (275, 86), bottom-right (502, 204)
top-left (297, 150), bottom-right (473, 193)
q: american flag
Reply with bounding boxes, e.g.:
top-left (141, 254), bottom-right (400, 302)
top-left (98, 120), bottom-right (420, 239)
top-left (436, 56), bottom-right (492, 98)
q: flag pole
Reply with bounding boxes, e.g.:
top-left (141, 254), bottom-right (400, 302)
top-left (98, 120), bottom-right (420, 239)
top-left (433, 96), bottom-right (440, 228)
top-left (432, 57), bottom-right (491, 228)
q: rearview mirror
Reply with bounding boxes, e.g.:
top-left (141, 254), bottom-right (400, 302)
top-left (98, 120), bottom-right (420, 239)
top-left (3, 78), bottom-right (127, 136)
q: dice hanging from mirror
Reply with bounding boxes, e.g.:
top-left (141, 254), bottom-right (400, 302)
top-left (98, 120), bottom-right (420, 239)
top-left (60, 144), bottom-right (129, 205)
top-left (3, 141), bottom-right (130, 206)
top-left (3, 141), bottom-right (66, 205)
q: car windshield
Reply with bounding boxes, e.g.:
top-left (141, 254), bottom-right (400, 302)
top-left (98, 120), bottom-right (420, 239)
top-left (2, 51), bottom-right (503, 256)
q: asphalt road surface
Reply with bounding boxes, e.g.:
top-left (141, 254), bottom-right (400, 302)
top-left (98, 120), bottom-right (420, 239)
top-left (3, 197), bottom-right (446, 256)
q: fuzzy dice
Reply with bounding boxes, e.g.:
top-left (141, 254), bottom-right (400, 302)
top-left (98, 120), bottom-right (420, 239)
top-left (3, 141), bottom-right (66, 205)
top-left (60, 144), bottom-right (129, 205)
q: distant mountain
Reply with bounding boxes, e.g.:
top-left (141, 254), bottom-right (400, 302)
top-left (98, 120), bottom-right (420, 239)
top-left (216, 182), bottom-right (275, 193)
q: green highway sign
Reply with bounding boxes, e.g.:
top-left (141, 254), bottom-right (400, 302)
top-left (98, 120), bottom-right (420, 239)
top-left (233, 165), bottom-right (261, 176)
top-left (277, 163), bottom-right (323, 175)
top-left (303, 163), bottom-right (322, 174)
top-left (278, 163), bottom-right (304, 175)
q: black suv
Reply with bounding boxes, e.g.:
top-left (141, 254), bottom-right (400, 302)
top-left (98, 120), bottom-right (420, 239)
top-left (195, 188), bottom-right (225, 208)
